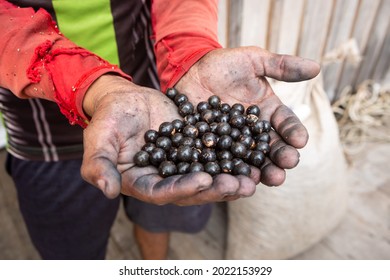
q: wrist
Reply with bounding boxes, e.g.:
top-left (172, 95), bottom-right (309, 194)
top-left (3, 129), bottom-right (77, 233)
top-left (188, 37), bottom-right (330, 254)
top-left (82, 74), bottom-right (135, 117)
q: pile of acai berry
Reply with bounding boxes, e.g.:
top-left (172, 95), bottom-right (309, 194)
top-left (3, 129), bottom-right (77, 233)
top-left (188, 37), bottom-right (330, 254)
top-left (134, 88), bottom-right (272, 178)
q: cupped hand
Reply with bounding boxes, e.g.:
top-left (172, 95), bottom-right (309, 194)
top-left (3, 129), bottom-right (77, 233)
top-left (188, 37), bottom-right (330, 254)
top-left (80, 75), bottom-right (256, 204)
top-left (175, 46), bottom-right (321, 186)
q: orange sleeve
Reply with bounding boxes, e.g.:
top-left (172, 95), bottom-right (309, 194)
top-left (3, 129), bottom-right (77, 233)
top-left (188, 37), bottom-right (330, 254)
top-left (0, 1), bottom-right (131, 127)
top-left (151, 0), bottom-right (222, 93)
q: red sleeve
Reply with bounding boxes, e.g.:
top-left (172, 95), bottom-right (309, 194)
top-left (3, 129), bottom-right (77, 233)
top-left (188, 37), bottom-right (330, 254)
top-left (0, 1), bottom-right (132, 128)
top-left (151, 0), bottom-right (222, 93)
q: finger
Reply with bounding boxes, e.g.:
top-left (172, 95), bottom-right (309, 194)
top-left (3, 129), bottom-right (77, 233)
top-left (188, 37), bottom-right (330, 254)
top-left (81, 119), bottom-right (126, 199)
top-left (81, 155), bottom-right (122, 199)
top-left (256, 87), bottom-right (309, 149)
top-left (235, 175), bottom-right (257, 197)
top-left (173, 174), bottom-right (240, 205)
top-left (221, 195), bottom-right (241, 201)
top-left (123, 169), bottom-right (213, 205)
top-left (249, 166), bottom-right (261, 184)
top-left (270, 105), bottom-right (309, 149)
top-left (262, 51), bottom-right (321, 82)
top-left (174, 174), bottom-right (257, 206)
top-left (268, 130), bottom-right (301, 169)
top-left (213, 174), bottom-right (256, 198)
top-left (260, 157), bottom-right (286, 186)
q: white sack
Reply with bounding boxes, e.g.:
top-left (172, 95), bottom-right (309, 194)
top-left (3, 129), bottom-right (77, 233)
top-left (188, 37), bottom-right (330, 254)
top-left (226, 75), bottom-right (349, 259)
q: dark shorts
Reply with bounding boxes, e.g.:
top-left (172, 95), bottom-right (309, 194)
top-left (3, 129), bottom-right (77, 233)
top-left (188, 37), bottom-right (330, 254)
top-left (6, 154), bottom-right (212, 259)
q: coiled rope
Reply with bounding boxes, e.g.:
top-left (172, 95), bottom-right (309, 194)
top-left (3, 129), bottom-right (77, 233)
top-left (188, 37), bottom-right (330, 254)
top-left (332, 80), bottom-right (390, 156)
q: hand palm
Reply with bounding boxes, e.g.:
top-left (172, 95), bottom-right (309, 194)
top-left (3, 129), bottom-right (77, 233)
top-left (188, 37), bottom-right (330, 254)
top-left (176, 46), bottom-right (320, 186)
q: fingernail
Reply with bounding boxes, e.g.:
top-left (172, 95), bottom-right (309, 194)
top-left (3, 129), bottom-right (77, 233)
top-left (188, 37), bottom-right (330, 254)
top-left (97, 179), bottom-right (106, 191)
top-left (98, 179), bottom-right (118, 199)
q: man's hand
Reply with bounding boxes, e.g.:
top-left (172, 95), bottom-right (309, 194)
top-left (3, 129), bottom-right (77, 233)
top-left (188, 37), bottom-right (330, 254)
top-left (175, 46), bottom-right (321, 186)
top-left (80, 75), bottom-right (256, 204)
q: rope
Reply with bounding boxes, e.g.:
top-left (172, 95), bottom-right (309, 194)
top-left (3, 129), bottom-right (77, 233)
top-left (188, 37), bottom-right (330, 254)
top-left (332, 80), bottom-right (390, 156)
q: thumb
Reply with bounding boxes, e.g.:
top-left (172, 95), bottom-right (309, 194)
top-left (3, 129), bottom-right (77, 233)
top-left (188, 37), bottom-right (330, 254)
top-left (81, 122), bottom-right (123, 199)
top-left (253, 48), bottom-right (321, 82)
top-left (81, 155), bottom-right (122, 199)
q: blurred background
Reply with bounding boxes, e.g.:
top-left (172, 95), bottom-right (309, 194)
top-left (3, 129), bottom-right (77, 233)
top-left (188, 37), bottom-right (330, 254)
top-left (0, 0), bottom-right (389, 259)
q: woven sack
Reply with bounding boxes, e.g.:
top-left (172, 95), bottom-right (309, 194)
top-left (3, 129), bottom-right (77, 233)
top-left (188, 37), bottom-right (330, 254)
top-left (225, 74), bottom-right (349, 259)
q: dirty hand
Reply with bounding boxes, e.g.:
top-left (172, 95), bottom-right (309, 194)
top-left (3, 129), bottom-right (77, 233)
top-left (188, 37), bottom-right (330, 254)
top-left (80, 74), bottom-right (256, 204)
top-left (175, 46), bottom-right (321, 186)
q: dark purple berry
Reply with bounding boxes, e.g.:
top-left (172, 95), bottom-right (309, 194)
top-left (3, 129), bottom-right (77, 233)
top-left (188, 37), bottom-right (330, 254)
top-left (238, 135), bottom-right (255, 149)
top-left (233, 161), bottom-right (251, 176)
top-left (231, 103), bottom-right (245, 114)
top-left (193, 113), bottom-right (201, 122)
top-left (220, 103), bottom-right (231, 114)
top-left (201, 109), bottom-right (216, 124)
top-left (177, 145), bottom-right (192, 162)
top-left (172, 119), bottom-right (184, 132)
top-left (208, 95), bottom-right (221, 109)
top-left (167, 147), bottom-right (178, 162)
top-left (246, 105), bottom-right (261, 116)
top-left (195, 121), bottom-right (210, 136)
top-left (204, 161), bottom-right (221, 176)
top-left (200, 148), bottom-right (217, 163)
top-left (150, 147), bottom-right (166, 166)
top-left (190, 162), bottom-right (204, 172)
top-left (174, 93), bottom-right (188, 106)
top-left (231, 142), bottom-right (247, 158)
top-left (194, 138), bottom-right (203, 149)
top-left (184, 114), bottom-right (197, 125)
top-left (209, 122), bottom-right (218, 133)
top-left (241, 126), bottom-right (252, 136)
top-left (180, 136), bottom-right (195, 147)
top-left (230, 128), bottom-right (241, 141)
top-left (251, 120), bottom-right (264, 135)
top-left (216, 122), bottom-right (232, 136)
top-left (197, 101), bottom-right (211, 113)
top-left (171, 133), bottom-right (184, 147)
top-left (144, 129), bottom-right (159, 143)
top-left (177, 162), bottom-right (190, 174)
top-left (166, 88), bottom-right (178, 100)
top-left (179, 101), bottom-right (194, 117)
top-left (254, 132), bottom-right (271, 143)
top-left (262, 120), bottom-right (272, 132)
top-left (243, 149), bottom-right (252, 161)
top-left (212, 109), bottom-right (222, 120)
top-left (229, 109), bottom-right (242, 118)
top-left (217, 113), bottom-right (230, 123)
top-left (219, 159), bottom-right (234, 173)
top-left (191, 148), bottom-right (201, 162)
top-left (155, 136), bottom-right (172, 151)
top-left (134, 150), bottom-right (149, 167)
top-left (232, 158), bottom-right (244, 166)
top-left (255, 141), bottom-right (270, 154)
top-left (249, 150), bottom-right (265, 168)
top-left (142, 142), bottom-right (156, 153)
top-left (183, 124), bottom-right (199, 138)
top-left (159, 161), bottom-right (177, 177)
top-left (230, 115), bottom-right (246, 129)
top-left (202, 132), bottom-right (218, 148)
top-left (217, 135), bottom-right (233, 150)
top-left (159, 122), bottom-right (175, 136)
top-left (217, 150), bottom-right (234, 161)
top-left (246, 114), bottom-right (259, 126)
